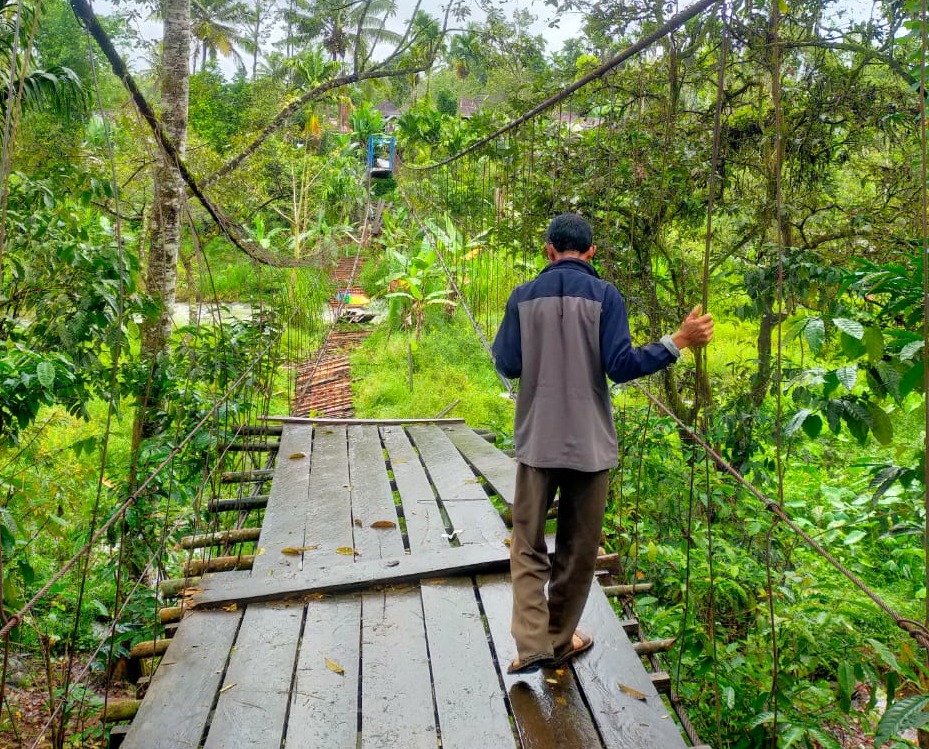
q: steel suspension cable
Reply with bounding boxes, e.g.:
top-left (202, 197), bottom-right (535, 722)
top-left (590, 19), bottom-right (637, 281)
top-left (632, 380), bottom-right (929, 649)
top-left (768, 0), bottom-right (788, 740)
top-left (398, 185), bottom-right (515, 398)
top-left (920, 0), bottom-right (929, 710)
top-left (404, 0), bottom-right (720, 173)
top-left (0, 316), bottom-right (293, 640)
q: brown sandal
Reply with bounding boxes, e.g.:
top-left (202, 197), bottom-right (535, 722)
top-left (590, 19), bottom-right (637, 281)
top-left (507, 653), bottom-right (553, 674)
top-left (554, 630), bottom-right (594, 665)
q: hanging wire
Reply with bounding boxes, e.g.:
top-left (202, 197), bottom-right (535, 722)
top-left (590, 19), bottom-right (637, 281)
top-left (919, 0), bottom-right (929, 703)
top-left (768, 0), bottom-right (787, 740)
top-left (56, 26), bottom-right (132, 737)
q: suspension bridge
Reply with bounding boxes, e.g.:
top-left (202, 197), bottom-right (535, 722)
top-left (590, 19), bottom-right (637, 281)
top-left (113, 419), bottom-right (701, 749)
top-left (5, 0), bottom-right (929, 746)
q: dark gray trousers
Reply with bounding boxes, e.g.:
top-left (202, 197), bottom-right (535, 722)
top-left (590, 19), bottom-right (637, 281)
top-left (509, 463), bottom-right (609, 662)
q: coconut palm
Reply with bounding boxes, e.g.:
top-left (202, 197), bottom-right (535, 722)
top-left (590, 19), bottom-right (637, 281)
top-left (280, 0), bottom-right (402, 66)
top-left (0, 0), bottom-right (84, 114)
top-left (190, 0), bottom-right (254, 73)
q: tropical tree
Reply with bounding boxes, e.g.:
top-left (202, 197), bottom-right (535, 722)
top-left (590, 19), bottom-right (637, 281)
top-left (138, 0), bottom-right (190, 405)
top-left (190, 0), bottom-right (252, 73)
top-left (242, 0), bottom-right (276, 79)
top-left (280, 0), bottom-right (402, 66)
top-left (446, 27), bottom-right (484, 82)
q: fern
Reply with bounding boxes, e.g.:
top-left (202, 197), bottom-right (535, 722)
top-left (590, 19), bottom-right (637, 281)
top-left (874, 694), bottom-right (929, 747)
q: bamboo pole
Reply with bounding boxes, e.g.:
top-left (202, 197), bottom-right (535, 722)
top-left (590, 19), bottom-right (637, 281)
top-left (602, 582), bottom-right (654, 597)
top-left (180, 527), bottom-right (262, 549)
top-left (632, 637), bottom-right (676, 656)
top-left (183, 554), bottom-right (255, 576)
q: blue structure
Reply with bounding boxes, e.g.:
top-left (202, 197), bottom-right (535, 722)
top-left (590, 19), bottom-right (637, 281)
top-left (366, 134), bottom-right (396, 177)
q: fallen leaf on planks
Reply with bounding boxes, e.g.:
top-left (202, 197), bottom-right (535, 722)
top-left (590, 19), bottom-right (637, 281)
top-left (281, 545), bottom-right (320, 555)
top-left (354, 518), bottom-right (363, 527)
top-left (618, 684), bottom-right (648, 701)
top-left (289, 452), bottom-right (307, 459)
top-left (219, 682), bottom-right (237, 694)
top-left (371, 520), bottom-right (397, 529)
top-left (545, 678), bottom-right (559, 685)
top-left (221, 603), bottom-right (237, 612)
top-left (336, 546), bottom-right (358, 556)
top-left (325, 658), bottom-right (344, 675)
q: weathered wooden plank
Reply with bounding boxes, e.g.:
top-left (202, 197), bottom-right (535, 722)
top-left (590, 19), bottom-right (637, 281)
top-left (442, 423), bottom-right (516, 506)
top-left (477, 573), bottom-right (605, 749)
top-left (407, 425), bottom-right (508, 547)
top-left (121, 610), bottom-right (240, 749)
top-left (572, 585), bottom-right (687, 748)
top-left (251, 424), bottom-right (313, 576)
top-left (265, 416), bottom-right (466, 425)
top-left (203, 604), bottom-right (304, 749)
top-left (302, 425), bottom-right (354, 558)
top-left (420, 579), bottom-right (517, 749)
top-left (348, 425), bottom-right (404, 559)
top-left (360, 587), bottom-right (436, 748)
top-left (286, 595), bottom-right (361, 747)
top-left (191, 542), bottom-right (510, 609)
top-left (380, 425), bottom-right (450, 553)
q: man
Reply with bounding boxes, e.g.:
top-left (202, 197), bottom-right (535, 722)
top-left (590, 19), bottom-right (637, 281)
top-left (492, 212), bottom-right (714, 673)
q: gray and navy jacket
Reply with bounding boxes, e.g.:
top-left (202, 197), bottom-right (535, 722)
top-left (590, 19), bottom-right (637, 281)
top-left (492, 258), bottom-right (680, 472)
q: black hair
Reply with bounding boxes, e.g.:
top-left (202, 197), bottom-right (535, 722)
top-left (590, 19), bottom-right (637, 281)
top-left (546, 213), bottom-right (593, 253)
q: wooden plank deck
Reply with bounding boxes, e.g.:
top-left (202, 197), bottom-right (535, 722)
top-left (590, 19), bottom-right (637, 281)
top-left (122, 422), bottom-right (690, 749)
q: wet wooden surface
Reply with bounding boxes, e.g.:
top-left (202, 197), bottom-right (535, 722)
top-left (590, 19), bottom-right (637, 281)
top-left (122, 422), bottom-right (689, 749)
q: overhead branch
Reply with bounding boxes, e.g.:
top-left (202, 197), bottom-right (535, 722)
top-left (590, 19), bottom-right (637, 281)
top-left (203, 65), bottom-right (429, 187)
top-left (69, 0), bottom-right (319, 268)
top-left (780, 39), bottom-right (916, 87)
top-left (205, 1), bottom-right (442, 187)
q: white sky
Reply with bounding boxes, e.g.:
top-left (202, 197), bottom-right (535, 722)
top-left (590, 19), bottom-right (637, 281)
top-left (101, 0), bottom-right (586, 76)
top-left (104, 0), bottom-right (873, 77)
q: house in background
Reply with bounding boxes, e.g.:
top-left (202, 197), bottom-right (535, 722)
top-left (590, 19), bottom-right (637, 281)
top-left (374, 100), bottom-right (402, 131)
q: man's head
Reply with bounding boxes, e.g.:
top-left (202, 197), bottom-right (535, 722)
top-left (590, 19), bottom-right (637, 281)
top-left (545, 213), bottom-right (595, 262)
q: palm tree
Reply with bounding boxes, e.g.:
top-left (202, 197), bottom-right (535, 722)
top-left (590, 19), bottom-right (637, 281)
top-left (0, 0), bottom-right (84, 113)
top-left (190, 0), bottom-right (253, 73)
top-left (447, 28), bottom-right (484, 82)
top-left (242, 0), bottom-right (277, 79)
top-left (280, 0), bottom-right (402, 67)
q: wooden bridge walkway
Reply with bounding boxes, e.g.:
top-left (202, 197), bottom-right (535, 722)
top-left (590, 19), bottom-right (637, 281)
top-left (117, 420), bottom-right (696, 749)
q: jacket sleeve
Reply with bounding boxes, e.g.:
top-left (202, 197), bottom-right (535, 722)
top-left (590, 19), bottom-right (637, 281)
top-left (600, 286), bottom-right (677, 383)
top-left (492, 292), bottom-right (522, 379)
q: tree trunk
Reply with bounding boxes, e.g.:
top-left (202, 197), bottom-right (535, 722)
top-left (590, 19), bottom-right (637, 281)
top-left (139, 0), bottom-right (190, 373)
top-left (131, 0), bottom-right (190, 514)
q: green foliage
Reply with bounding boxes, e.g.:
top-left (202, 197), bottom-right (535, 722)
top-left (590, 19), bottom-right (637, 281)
top-left (874, 695), bottom-right (929, 746)
top-left (350, 310), bottom-right (512, 429)
top-left (371, 208), bottom-right (460, 338)
top-left (0, 170), bottom-right (139, 441)
top-left (434, 88), bottom-right (458, 116)
top-left (348, 100), bottom-right (383, 150)
top-left (189, 64), bottom-right (252, 153)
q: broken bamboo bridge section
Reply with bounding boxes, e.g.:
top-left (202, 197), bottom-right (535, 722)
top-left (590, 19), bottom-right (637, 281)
top-left (115, 418), bottom-right (707, 749)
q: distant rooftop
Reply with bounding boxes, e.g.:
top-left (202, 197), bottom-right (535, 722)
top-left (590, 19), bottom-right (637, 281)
top-left (374, 100), bottom-right (402, 119)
